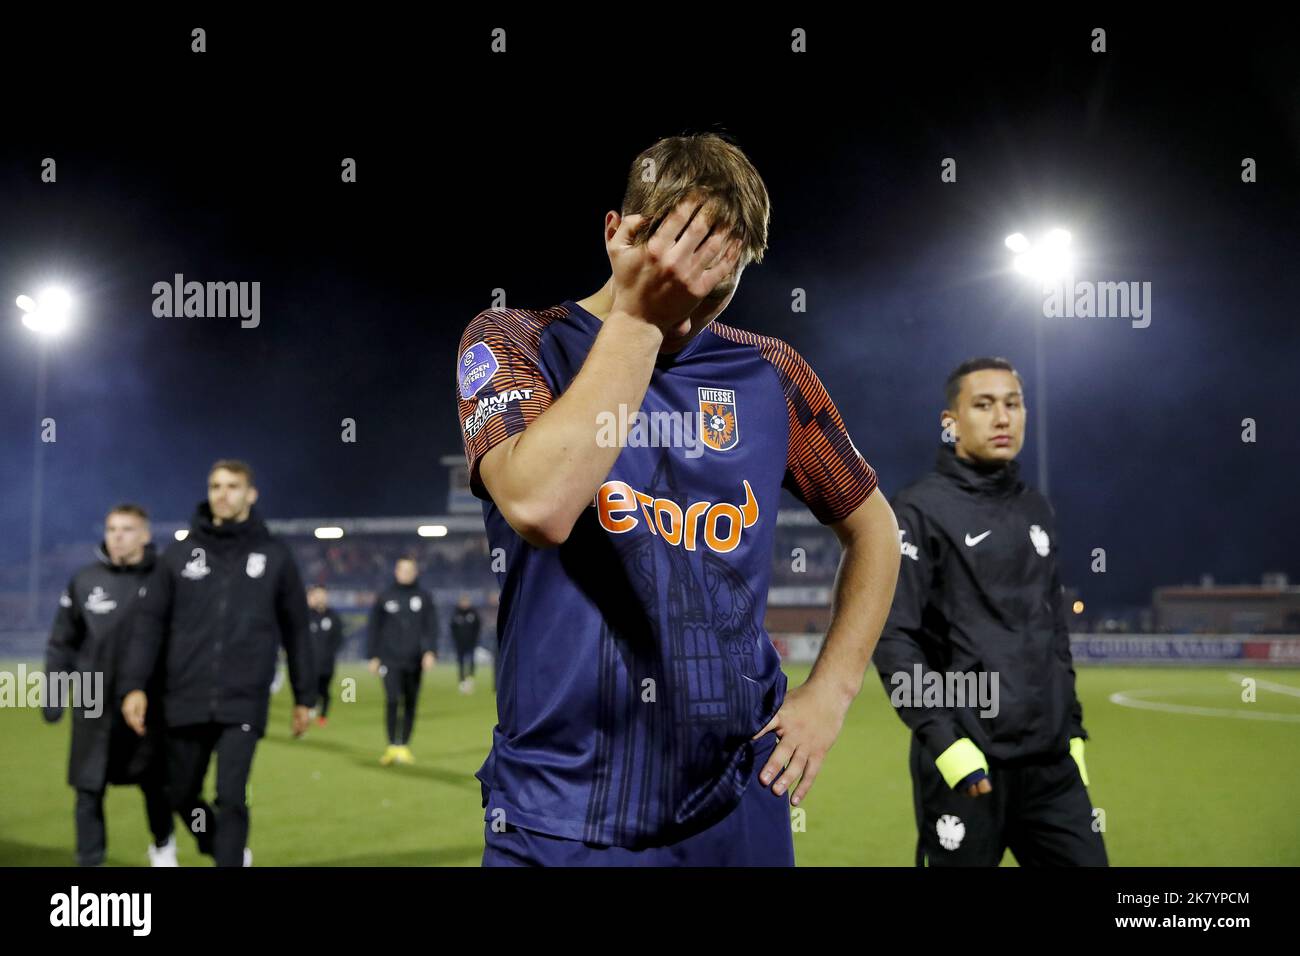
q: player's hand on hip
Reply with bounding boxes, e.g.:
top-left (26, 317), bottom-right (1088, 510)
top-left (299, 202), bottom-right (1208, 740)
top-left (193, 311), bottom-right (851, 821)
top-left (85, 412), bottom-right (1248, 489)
top-left (605, 198), bottom-right (743, 336)
top-left (752, 679), bottom-right (851, 807)
top-left (121, 690), bottom-right (148, 736)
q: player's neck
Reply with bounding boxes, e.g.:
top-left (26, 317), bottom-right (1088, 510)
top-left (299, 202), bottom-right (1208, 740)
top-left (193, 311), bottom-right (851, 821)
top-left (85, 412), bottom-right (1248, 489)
top-left (574, 280), bottom-right (616, 322)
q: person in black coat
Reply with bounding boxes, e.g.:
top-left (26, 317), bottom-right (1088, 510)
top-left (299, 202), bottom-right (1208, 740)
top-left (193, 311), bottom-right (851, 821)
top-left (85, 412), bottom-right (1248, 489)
top-left (367, 557), bottom-right (437, 765)
top-left (307, 585), bottom-right (345, 725)
top-left (44, 503), bottom-right (175, 867)
top-left (121, 460), bottom-right (316, 867)
top-left (874, 358), bottom-right (1106, 867)
top-left (450, 593), bottom-right (481, 694)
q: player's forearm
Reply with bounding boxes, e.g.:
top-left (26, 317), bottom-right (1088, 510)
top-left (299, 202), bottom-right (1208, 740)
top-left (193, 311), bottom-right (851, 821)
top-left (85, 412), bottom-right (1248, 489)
top-left (809, 493), bottom-right (901, 706)
top-left (491, 310), bottom-right (665, 546)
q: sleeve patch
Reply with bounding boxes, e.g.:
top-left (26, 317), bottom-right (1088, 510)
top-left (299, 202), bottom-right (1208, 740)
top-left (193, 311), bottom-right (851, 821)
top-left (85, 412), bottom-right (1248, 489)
top-left (459, 341), bottom-right (499, 399)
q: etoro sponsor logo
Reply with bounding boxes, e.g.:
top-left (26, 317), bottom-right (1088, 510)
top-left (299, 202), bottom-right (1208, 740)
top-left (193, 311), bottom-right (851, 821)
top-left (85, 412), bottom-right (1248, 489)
top-left (596, 479), bottom-right (759, 554)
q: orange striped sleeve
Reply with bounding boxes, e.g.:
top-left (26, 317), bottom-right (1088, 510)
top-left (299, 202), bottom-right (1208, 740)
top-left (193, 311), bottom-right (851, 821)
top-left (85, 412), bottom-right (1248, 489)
top-left (781, 346), bottom-right (878, 524)
top-left (456, 308), bottom-right (556, 501)
top-left (711, 323), bottom-right (877, 524)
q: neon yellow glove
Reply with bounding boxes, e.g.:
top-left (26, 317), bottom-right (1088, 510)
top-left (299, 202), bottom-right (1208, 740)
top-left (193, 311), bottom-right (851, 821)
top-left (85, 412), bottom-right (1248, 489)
top-left (1069, 736), bottom-right (1090, 787)
top-left (935, 737), bottom-right (989, 789)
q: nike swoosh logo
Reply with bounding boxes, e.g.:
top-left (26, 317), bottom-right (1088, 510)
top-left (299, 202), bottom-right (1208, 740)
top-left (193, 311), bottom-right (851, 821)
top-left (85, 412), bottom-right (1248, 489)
top-left (965, 531), bottom-right (992, 547)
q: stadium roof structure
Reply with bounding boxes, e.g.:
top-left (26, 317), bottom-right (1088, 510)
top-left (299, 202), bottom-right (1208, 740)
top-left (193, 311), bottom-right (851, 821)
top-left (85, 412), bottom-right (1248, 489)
top-left (149, 515), bottom-right (490, 537)
top-left (1155, 586), bottom-right (1300, 600)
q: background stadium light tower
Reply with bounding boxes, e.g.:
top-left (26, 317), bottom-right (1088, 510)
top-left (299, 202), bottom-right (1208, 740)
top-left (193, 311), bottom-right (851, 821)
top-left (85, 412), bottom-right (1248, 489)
top-left (1005, 230), bottom-right (1073, 497)
top-left (17, 289), bottom-right (74, 626)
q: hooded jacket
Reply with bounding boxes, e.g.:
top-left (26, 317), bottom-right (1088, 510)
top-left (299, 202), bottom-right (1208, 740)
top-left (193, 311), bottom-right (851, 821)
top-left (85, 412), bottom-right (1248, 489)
top-left (45, 542), bottom-right (164, 789)
top-left (309, 606), bottom-right (345, 677)
top-left (874, 445), bottom-right (1086, 767)
top-left (366, 581), bottom-right (438, 667)
top-left (123, 503), bottom-right (316, 732)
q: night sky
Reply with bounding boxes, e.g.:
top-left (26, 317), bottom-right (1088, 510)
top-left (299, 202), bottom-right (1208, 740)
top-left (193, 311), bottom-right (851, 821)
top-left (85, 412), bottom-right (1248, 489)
top-left (2, 14), bottom-right (1297, 610)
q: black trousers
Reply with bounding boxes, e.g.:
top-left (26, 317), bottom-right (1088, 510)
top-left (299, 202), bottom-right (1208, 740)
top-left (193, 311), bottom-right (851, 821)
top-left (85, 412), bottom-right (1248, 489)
top-left (166, 722), bottom-right (260, 867)
top-left (316, 672), bottom-right (334, 717)
top-left (910, 736), bottom-right (1108, 866)
top-left (455, 641), bottom-right (476, 681)
top-left (74, 780), bottom-right (173, 867)
top-left (383, 665), bottom-right (422, 745)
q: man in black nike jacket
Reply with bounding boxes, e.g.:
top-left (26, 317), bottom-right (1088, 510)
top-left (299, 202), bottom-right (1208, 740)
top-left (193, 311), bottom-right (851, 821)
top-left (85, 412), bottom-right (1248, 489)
top-left (874, 358), bottom-right (1106, 866)
top-left (121, 460), bottom-right (316, 867)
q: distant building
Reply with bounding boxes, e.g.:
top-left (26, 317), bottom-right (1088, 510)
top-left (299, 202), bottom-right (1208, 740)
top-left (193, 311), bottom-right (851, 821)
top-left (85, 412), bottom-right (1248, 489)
top-left (1153, 574), bottom-right (1300, 633)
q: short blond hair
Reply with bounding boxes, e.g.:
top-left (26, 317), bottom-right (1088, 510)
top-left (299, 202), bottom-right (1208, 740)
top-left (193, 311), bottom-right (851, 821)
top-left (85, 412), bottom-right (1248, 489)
top-left (622, 132), bottom-right (770, 267)
top-left (209, 459), bottom-right (255, 486)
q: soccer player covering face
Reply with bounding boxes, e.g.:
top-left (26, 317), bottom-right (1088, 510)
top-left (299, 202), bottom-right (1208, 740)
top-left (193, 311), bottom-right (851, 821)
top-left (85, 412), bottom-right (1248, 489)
top-left (456, 133), bottom-right (902, 866)
top-left (873, 359), bottom-right (1108, 866)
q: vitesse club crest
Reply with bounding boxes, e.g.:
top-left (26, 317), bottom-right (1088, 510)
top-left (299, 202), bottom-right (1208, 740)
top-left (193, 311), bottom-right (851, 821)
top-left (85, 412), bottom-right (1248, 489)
top-left (699, 387), bottom-right (739, 452)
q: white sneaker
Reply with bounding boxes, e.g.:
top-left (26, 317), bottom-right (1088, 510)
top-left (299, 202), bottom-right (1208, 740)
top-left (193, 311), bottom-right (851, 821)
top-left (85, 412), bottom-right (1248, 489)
top-left (243, 847), bottom-right (253, 867)
top-left (148, 834), bottom-right (179, 867)
top-left (465, 677), bottom-right (475, 693)
top-left (458, 679), bottom-right (468, 694)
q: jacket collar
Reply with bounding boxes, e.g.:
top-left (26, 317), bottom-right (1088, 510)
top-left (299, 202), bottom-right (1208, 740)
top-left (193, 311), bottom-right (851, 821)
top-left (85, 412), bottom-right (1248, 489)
top-left (935, 444), bottom-right (1024, 498)
top-left (94, 541), bottom-right (158, 573)
top-left (191, 501), bottom-right (268, 541)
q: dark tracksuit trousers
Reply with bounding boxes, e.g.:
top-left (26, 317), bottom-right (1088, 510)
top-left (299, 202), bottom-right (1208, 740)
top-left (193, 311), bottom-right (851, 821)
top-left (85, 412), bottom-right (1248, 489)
top-left (75, 778), bottom-right (173, 867)
top-left (383, 664), bottom-right (422, 746)
top-left (316, 672), bottom-right (334, 717)
top-left (166, 722), bottom-right (260, 867)
top-left (455, 640), bottom-right (476, 681)
top-left (910, 736), bottom-right (1108, 867)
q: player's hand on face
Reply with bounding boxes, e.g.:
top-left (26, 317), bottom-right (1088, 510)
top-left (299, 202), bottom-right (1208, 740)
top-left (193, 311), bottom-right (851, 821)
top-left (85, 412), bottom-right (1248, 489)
top-left (368, 657), bottom-right (381, 675)
top-left (965, 777), bottom-right (993, 798)
top-left (121, 690), bottom-right (148, 736)
top-left (421, 651), bottom-right (436, 672)
top-left (291, 705), bottom-right (310, 737)
top-left (751, 679), bottom-right (852, 807)
top-left (605, 198), bottom-right (743, 337)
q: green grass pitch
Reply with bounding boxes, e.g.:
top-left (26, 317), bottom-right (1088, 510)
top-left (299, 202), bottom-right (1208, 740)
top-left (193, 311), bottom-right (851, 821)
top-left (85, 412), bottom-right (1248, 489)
top-left (2, 661), bottom-right (1297, 866)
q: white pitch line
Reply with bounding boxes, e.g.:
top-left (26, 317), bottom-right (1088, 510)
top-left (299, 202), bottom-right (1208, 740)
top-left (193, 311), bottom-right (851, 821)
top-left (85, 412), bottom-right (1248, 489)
top-left (1108, 689), bottom-right (1300, 723)
top-left (1227, 672), bottom-right (1300, 698)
